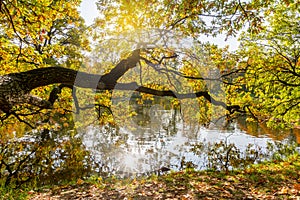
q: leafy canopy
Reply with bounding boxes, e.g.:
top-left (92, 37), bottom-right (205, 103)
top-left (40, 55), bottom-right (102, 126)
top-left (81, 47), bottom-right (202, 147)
top-left (92, 0), bottom-right (299, 127)
top-left (235, 1), bottom-right (300, 127)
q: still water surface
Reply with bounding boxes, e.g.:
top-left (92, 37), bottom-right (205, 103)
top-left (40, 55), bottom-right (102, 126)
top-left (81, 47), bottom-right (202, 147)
top-left (80, 107), bottom-right (297, 177)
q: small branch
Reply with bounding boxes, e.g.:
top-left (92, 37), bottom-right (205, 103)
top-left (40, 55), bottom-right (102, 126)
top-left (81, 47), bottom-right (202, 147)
top-left (1, 1), bottom-right (24, 42)
top-left (141, 56), bottom-right (220, 80)
top-left (11, 111), bottom-right (34, 128)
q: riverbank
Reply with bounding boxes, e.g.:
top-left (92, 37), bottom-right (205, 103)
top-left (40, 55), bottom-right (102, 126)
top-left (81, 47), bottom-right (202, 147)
top-left (13, 153), bottom-right (296, 199)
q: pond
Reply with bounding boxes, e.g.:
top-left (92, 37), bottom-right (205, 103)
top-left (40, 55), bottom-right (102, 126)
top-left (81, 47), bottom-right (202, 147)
top-left (79, 104), bottom-right (299, 178)
top-left (5, 102), bottom-right (299, 187)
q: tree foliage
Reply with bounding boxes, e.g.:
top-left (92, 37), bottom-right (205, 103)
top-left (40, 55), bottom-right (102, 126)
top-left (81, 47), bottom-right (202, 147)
top-left (0, 0), bottom-right (89, 73)
top-left (230, 1), bottom-right (300, 127)
top-left (0, 0), bottom-right (299, 189)
top-left (91, 0), bottom-right (299, 127)
top-left (0, 0), bottom-right (91, 187)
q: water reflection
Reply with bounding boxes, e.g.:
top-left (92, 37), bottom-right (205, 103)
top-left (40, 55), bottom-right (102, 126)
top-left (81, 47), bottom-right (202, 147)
top-left (236, 117), bottom-right (295, 141)
top-left (80, 105), bottom-right (298, 177)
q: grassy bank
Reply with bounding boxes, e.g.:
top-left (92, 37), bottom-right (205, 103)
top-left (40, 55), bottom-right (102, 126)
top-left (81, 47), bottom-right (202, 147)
top-left (2, 153), bottom-right (299, 199)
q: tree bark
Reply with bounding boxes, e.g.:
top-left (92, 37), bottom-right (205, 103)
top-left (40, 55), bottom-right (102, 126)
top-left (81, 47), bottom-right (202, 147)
top-left (0, 50), bottom-right (140, 113)
top-left (0, 49), bottom-right (241, 115)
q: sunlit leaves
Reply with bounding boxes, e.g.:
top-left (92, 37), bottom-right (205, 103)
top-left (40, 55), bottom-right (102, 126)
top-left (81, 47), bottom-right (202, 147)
top-left (0, 0), bottom-right (91, 132)
top-left (94, 0), bottom-right (270, 40)
top-left (0, 1), bottom-right (93, 187)
top-left (236, 1), bottom-right (300, 127)
top-left (0, 0), bottom-right (88, 74)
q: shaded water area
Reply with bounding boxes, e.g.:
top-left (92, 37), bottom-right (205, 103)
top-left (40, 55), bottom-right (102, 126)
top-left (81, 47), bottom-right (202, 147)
top-left (79, 104), bottom-right (299, 178)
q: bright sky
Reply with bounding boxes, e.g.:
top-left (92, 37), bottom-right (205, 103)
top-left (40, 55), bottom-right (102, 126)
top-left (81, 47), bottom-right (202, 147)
top-left (78, 0), bottom-right (239, 51)
top-left (78, 0), bottom-right (98, 26)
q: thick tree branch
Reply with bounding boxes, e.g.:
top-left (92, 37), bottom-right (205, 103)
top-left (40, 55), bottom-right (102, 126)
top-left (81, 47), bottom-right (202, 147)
top-left (0, 48), bottom-right (243, 119)
top-left (115, 82), bottom-right (243, 114)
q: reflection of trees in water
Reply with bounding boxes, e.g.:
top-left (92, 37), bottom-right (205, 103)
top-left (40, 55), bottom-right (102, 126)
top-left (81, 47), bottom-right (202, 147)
top-left (79, 92), bottom-right (205, 177)
top-left (80, 125), bottom-right (125, 176)
top-left (0, 128), bottom-right (92, 187)
top-left (236, 117), bottom-right (297, 142)
top-left (5, 114), bottom-right (297, 186)
top-left (129, 92), bottom-right (179, 133)
top-left (131, 105), bottom-right (179, 136)
top-left (80, 110), bottom-right (183, 177)
top-left (79, 96), bottom-right (225, 177)
top-left (4, 98), bottom-right (296, 187)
